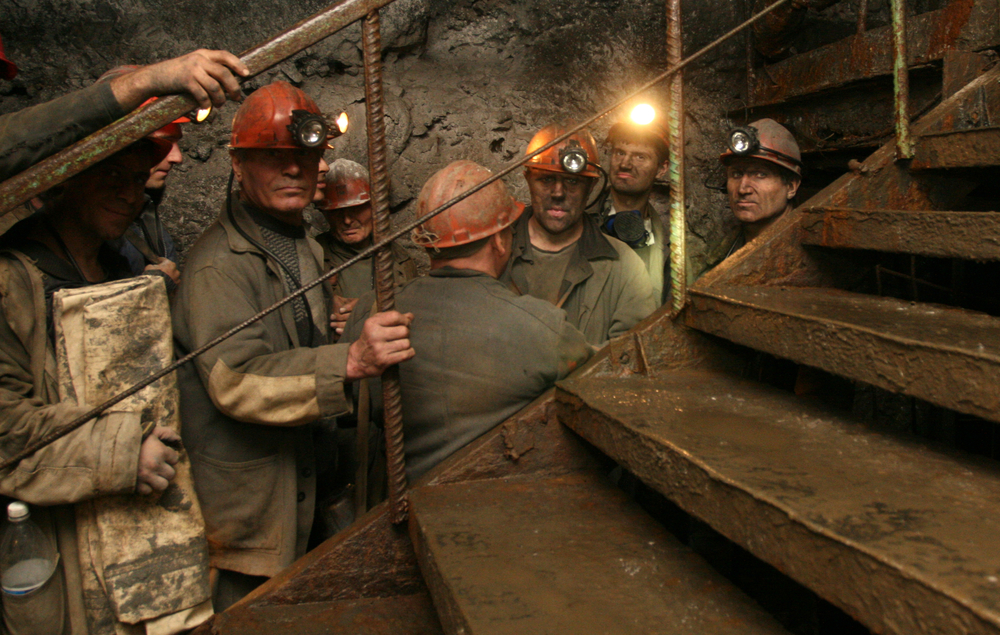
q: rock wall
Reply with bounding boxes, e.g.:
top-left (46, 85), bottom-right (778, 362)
top-left (1, 0), bottom-right (758, 277)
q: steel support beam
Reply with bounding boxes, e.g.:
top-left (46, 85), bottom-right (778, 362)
top-left (912, 127), bottom-right (1000, 170)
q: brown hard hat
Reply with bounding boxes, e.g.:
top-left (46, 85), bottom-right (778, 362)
top-left (318, 159), bottom-right (371, 211)
top-left (230, 81), bottom-right (323, 150)
top-left (524, 124), bottom-right (600, 179)
top-left (413, 160), bottom-right (524, 249)
top-left (0, 34), bottom-right (18, 81)
top-left (605, 118), bottom-right (670, 160)
top-left (720, 118), bottom-right (802, 176)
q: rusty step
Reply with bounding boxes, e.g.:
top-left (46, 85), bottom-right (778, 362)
top-left (555, 370), bottom-right (1000, 635)
top-left (686, 284), bottom-right (1000, 423)
top-left (910, 127), bottom-right (1000, 170)
top-left (799, 207), bottom-right (1000, 259)
top-left (407, 474), bottom-right (791, 635)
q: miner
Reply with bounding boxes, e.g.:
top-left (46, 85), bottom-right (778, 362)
top-left (342, 160), bottom-right (592, 482)
top-left (507, 124), bottom-right (655, 346)
top-left (720, 118), bottom-right (802, 258)
top-left (314, 159), bottom-right (417, 340)
top-left (602, 110), bottom-right (670, 304)
top-left (171, 81), bottom-right (415, 610)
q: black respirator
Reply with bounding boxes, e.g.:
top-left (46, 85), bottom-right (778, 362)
top-left (603, 211), bottom-right (649, 248)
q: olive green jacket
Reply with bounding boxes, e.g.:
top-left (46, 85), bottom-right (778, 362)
top-left (314, 232), bottom-right (418, 299)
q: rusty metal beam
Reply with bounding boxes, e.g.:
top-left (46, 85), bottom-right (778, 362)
top-left (556, 371), bottom-right (1000, 635)
top-left (890, 0), bottom-right (913, 158)
top-left (685, 284), bottom-right (1000, 423)
top-left (799, 207), bottom-right (1000, 259)
top-left (409, 474), bottom-right (790, 635)
top-left (912, 127), bottom-right (1000, 169)
top-left (667, 0), bottom-right (687, 313)
top-left (748, 0), bottom-right (1000, 107)
top-left (0, 0), bottom-right (398, 223)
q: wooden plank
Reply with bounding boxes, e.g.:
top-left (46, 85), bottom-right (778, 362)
top-left (556, 371), bottom-right (1000, 635)
top-left (408, 474), bottom-right (790, 635)
top-left (799, 207), bottom-right (1000, 259)
top-left (685, 285), bottom-right (1000, 422)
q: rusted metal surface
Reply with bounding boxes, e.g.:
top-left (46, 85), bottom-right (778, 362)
top-left (857, 0), bottom-right (869, 33)
top-left (686, 284), bottom-right (1000, 423)
top-left (408, 473), bottom-right (791, 635)
top-left (890, 0), bottom-right (913, 159)
top-left (0, 0), bottom-right (400, 222)
top-left (203, 595), bottom-right (442, 635)
top-left (747, 0), bottom-right (1000, 107)
top-left (667, 0), bottom-right (687, 313)
top-left (799, 206), bottom-right (1000, 259)
top-left (556, 371), bottom-right (1000, 635)
top-left (362, 8), bottom-right (409, 525)
top-left (912, 127), bottom-right (1000, 169)
top-left (942, 49), bottom-right (991, 99)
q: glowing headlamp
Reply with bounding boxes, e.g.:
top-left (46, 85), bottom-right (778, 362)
top-left (560, 140), bottom-right (590, 174)
top-left (289, 110), bottom-right (328, 148)
top-left (728, 126), bottom-right (760, 156)
top-left (330, 112), bottom-right (349, 139)
top-left (630, 104), bottom-right (656, 126)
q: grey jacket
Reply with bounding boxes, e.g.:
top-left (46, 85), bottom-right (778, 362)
top-left (342, 268), bottom-right (592, 481)
top-left (172, 199), bottom-right (351, 577)
top-left (507, 211), bottom-right (656, 346)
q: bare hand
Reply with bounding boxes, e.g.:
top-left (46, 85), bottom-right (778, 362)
top-left (111, 49), bottom-right (250, 111)
top-left (144, 259), bottom-right (181, 285)
top-left (345, 311), bottom-right (415, 381)
top-left (330, 296), bottom-right (359, 338)
top-left (136, 426), bottom-right (181, 495)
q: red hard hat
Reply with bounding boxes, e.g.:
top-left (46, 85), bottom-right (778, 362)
top-left (318, 159), bottom-right (371, 210)
top-left (0, 34), bottom-right (18, 81)
top-left (413, 160), bottom-right (525, 249)
top-left (230, 81), bottom-right (322, 149)
top-left (524, 124), bottom-right (600, 179)
top-left (96, 66), bottom-right (185, 161)
top-left (720, 118), bottom-right (802, 177)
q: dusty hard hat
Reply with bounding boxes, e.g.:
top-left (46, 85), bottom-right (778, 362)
top-left (0, 34), bottom-right (18, 81)
top-left (318, 159), bottom-right (371, 211)
top-left (524, 124), bottom-right (600, 179)
top-left (720, 118), bottom-right (801, 176)
top-left (413, 160), bottom-right (525, 249)
top-left (230, 81), bottom-right (324, 149)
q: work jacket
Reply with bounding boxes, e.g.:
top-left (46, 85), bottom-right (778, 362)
top-left (601, 199), bottom-right (668, 305)
top-left (507, 211), bottom-right (656, 346)
top-left (172, 199), bottom-right (352, 577)
top-left (315, 232), bottom-right (418, 299)
top-left (342, 268), bottom-right (592, 481)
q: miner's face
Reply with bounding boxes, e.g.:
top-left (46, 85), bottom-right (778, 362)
top-left (726, 157), bottom-right (799, 225)
top-left (524, 168), bottom-right (593, 236)
top-left (609, 140), bottom-right (665, 197)
top-left (327, 202), bottom-right (373, 245)
top-left (232, 147), bottom-right (324, 225)
top-left (69, 148), bottom-right (155, 241)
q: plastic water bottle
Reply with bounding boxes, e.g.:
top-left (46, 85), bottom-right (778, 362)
top-left (0, 502), bottom-right (56, 597)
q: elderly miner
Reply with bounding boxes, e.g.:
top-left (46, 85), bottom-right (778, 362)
top-left (0, 137), bottom-right (214, 633)
top-left (314, 159), bottom-right (417, 340)
top-left (171, 81), bottom-right (415, 611)
top-left (507, 124), bottom-right (655, 346)
top-left (720, 118), bottom-right (802, 258)
top-left (343, 160), bottom-right (592, 482)
top-left (602, 110), bottom-right (671, 304)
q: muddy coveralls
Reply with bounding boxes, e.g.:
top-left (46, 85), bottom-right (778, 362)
top-left (507, 210), bottom-right (656, 347)
top-left (342, 268), bottom-right (592, 482)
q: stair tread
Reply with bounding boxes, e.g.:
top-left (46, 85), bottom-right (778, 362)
top-left (556, 371), bottom-right (1000, 635)
top-left (686, 285), bottom-right (1000, 422)
top-left (408, 473), bottom-right (790, 635)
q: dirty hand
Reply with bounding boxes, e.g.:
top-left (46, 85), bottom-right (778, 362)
top-left (143, 259), bottom-right (181, 285)
top-left (330, 296), bottom-right (360, 337)
top-left (345, 311), bottom-right (416, 381)
top-left (112, 49), bottom-right (250, 111)
top-left (136, 426), bottom-right (181, 495)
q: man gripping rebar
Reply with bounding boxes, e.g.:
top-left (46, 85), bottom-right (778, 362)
top-left (171, 81), bottom-right (414, 611)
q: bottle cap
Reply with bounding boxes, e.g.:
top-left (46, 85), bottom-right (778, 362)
top-left (7, 502), bottom-right (28, 521)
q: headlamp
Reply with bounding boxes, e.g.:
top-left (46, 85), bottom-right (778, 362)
top-left (728, 126), bottom-right (760, 156)
top-left (192, 107), bottom-right (213, 123)
top-left (288, 110), bottom-right (329, 148)
top-left (559, 140), bottom-right (590, 174)
top-left (630, 104), bottom-right (656, 126)
top-left (329, 112), bottom-right (349, 139)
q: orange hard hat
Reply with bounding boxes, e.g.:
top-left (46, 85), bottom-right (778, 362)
top-left (412, 160), bottom-right (524, 249)
top-left (230, 81), bottom-right (326, 150)
top-left (0, 34), bottom-right (18, 81)
top-left (318, 159), bottom-right (371, 210)
top-left (720, 118), bottom-right (802, 177)
top-left (524, 124), bottom-right (600, 179)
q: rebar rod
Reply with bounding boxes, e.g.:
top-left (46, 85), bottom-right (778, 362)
top-left (0, 0), bottom-right (793, 474)
top-left (667, 0), bottom-right (687, 313)
top-left (857, 0), bottom-right (869, 33)
top-left (890, 0), bottom-right (913, 158)
top-left (0, 0), bottom-right (398, 221)
top-left (362, 9), bottom-right (409, 524)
